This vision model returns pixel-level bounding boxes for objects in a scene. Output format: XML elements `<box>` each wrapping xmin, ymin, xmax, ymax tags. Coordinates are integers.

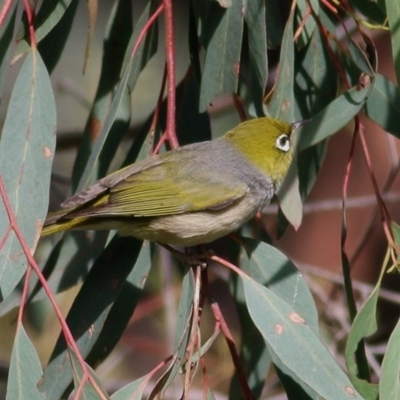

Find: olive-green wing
<box><xmin>70</xmin><ymin>157</ymin><xmax>248</xmax><ymax>218</ymax></box>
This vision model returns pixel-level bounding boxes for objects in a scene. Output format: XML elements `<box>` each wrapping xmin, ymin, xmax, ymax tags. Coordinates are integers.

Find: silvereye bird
<box><xmin>42</xmin><ymin>117</ymin><xmax>305</xmax><ymax>246</ymax></box>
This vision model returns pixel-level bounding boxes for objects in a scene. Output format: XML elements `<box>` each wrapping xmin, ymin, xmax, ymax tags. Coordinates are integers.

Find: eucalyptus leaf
<box><xmin>199</xmin><ymin>0</ymin><xmax>243</xmax><ymax>111</ymax></box>
<box><xmin>6</xmin><ymin>326</ymin><xmax>43</xmax><ymax>400</ymax></box>
<box><xmin>380</xmin><ymin>318</ymin><xmax>400</xmax><ymax>400</ymax></box>
<box><xmin>385</xmin><ymin>0</ymin><xmax>400</xmax><ymax>96</ymax></box>
<box><xmin>0</xmin><ymin>51</ymin><xmax>56</xmax><ymax>301</ymax></box>
<box><xmin>243</xmin><ymin>274</ymin><xmax>363</xmax><ymax>399</ymax></box>
<box><xmin>298</xmin><ymin>83</ymin><xmax>373</xmax><ymax>151</ymax></box>
<box><xmin>364</xmin><ymin>74</ymin><xmax>400</xmax><ymax>138</ymax></box>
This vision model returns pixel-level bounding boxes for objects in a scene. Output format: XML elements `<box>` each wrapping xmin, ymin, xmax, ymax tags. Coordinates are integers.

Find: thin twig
<box><xmin>163</xmin><ymin>0</ymin><xmax>179</xmax><ymax>149</ymax></box>
<box><xmin>0</xmin><ymin>176</ymin><xmax>105</xmax><ymax>398</ymax></box>
<box><xmin>210</xmin><ymin>302</ymin><xmax>253</xmax><ymax>400</ymax></box>
<box><xmin>0</xmin><ymin>0</ymin><xmax>14</xmax><ymax>29</ymax></box>
<box><xmin>131</xmin><ymin>4</ymin><xmax>164</xmax><ymax>61</ymax></box>
<box><xmin>22</xmin><ymin>0</ymin><xmax>36</xmax><ymax>48</ymax></box>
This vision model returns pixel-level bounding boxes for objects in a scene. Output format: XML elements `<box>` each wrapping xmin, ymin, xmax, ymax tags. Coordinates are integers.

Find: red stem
<box><xmin>0</xmin><ymin>176</ymin><xmax>104</xmax><ymax>397</ymax></box>
<box><xmin>22</xmin><ymin>0</ymin><xmax>36</xmax><ymax>48</ymax></box>
<box><xmin>0</xmin><ymin>0</ymin><xmax>14</xmax><ymax>30</ymax></box>
<box><xmin>152</xmin><ymin>65</ymin><xmax>169</xmax><ymax>155</ymax></box>
<box><xmin>17</xmin><ymin>265</ymin><xmax>32</xmax><ymax>325</ymax></box>
<box><xmin>163</xmin><ymin>0</ymin><xmax>179</xmax><ymax>149</ymax></box>
<box><xmin>320</xmin><ymin>0</ymin><xmax>338</xmax><ymax>14</ymax></box>
<box><xmin>210</xmin><ymin>302</ymin><xmax>253</xmax><ymax>400</ymax></box>
<box><xmin>131</xmin><ymin>4</ymin><xmax>164</xmax><ymax>60</ymax></box>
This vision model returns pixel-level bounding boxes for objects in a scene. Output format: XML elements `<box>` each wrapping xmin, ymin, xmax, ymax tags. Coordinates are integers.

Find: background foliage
<box><xmin>0</xmin><ymin>0</ymin><xmax>400</xmax><ymax>399</ymax></box>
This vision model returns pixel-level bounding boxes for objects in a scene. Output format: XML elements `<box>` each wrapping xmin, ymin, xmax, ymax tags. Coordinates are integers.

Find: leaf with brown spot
<box><xmin>288</xmin><ymin>312</ymin><xmax>305</xmax><ymax>324</ymax></box>
<box><xmin>241</xmin><ymin>274</ymin><xmax>363</xmax><ymax>399</ymax></box>
<box><xmin>0</xmin><ymin>50</ymin><xmax>56</xmax><ymax>301</ymax></box>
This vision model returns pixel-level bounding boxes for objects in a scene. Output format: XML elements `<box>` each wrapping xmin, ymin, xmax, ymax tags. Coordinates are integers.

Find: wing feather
<box><xmin>63</xmin><ymin>141</ymin><xmax>249</xmax><ymax>219</ymax></box>
<box><xmin>71</xmin><ymin>162</ymin><xmax>247</xmax><ymax>218</ymax></box>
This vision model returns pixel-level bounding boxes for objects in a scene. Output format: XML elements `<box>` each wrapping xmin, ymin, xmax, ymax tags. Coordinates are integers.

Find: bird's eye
<box><xmin>275</xmin><ymin>134</ymin><xmax>290</xmax><ymax>152</ymax></box>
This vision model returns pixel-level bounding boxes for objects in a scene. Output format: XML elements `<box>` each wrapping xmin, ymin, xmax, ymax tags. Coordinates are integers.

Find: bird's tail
<box><xmin>41</xmin><ymin>208</ymin><xmax>87</xmax><ymax>236</ymax></box>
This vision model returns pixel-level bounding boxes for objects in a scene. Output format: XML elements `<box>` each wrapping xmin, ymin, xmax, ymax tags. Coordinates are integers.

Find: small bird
<box><xmin>42</xmin><ymin>117</ymin><xmax>305</xmax><ymax>246</ymax></box>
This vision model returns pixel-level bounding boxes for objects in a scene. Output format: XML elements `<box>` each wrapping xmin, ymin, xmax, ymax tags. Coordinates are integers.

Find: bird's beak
<box><xmin>291</xmin><ymin>119</ymin><xmax>311</xmax><ymax>133</ymax></box>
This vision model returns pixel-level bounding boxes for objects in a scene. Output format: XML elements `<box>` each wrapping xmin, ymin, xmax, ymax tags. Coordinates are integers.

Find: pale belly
<box><xmin>114</xmin><ymin>194</ymin><xmax>262</xmax><ymax>246</ymax></box>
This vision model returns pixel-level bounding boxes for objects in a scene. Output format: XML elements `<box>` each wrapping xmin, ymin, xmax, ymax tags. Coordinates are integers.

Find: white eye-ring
<box><xmin>275</xmin><ymin>134</ymin><xmax>290</xmax><ymax>152</ymax></box>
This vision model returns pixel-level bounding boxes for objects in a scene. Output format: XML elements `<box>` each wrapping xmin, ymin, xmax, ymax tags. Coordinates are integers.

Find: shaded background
<box><xmin>0</xmin><ymin>0</ymin><xmax>399</xmax><ymax>398</ymax></box>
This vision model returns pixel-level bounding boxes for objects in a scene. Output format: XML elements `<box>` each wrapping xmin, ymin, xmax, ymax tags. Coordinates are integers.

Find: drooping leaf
<box><xmin>6</xmin><ymin>325</ymin><xmax>43</xmax><ymax>400</ymax></box>
<box><xmin>0</xmin><ymin>50</ymin><xmax>56</xmax><ymax>301</ymax></box>
<box><xmin>350</xmin><ymin>0</ymin><xmax>387</xmax><ymax>25</ymax></box>
<box><xmin>344</xmin><ymin>255</ymin><xmax>384</xmax><ymax>399</ymax></box>
<box><xmin>242</xmin><ymin>274</ymin><xmax>363</xmax><ymax>399</ymax></box>
<box><xmin>111</xmin><ymin>374</ymin><xmax>153</xmax><ymax>400</ymax></box>
<box><xmin>39</xmin><ymin>236</ymin><xmax>143</xmax><ymax>398</ymax></box>
<box><xmin>298</xmin><ymin>82</ymin><xmax>373</xmax><ymax>151</ymax></box>
<box><xmin>199</xmin><ymin>0</ymin><xmax>243</xmax><ymax>111</ymax></box>
<box><xmin>71</xmin><ymin>0</ymin><xmax>134</xmax><ymax>190</ymax></box>
<box><xmin>380</xmin><ymin>318</ymin><xmax>400</xmax><ymax>400</ymax></box>
<box><xmin>265</xmin><ymin>0</ymin><xmax>289</xmax><ymax>49</ymax></box>
<box><xmin>364</xmin><ymin>73</ymin><xmax>400</xmax><ymax>138</ymax></box>
<box><xmin>348</xmin><ymin>38</ymin><xmax>374</xmax><ymax>77</ymax></box>
<box><xmin>69</xmin><ymin>350</ymin><xmax>110</xmax><ymax>399</ymax></box>
<box><xmin>86</xmin><ymin>241</ymin><xmax>152</xmax><ymax>367</ymax></box>
<box><xmin>384</xmin><ymin>0</ymin><xmax>400</xmax><ymax>94</ymax></box>
<box><xmin>147</xmin><ymin>268</ymin><xmax>194</xmax><ymax>399</ymax></box>
<box><xmin>13</xmin><ymin>0</ymin><xmax>75</xmax><ymax>63</ymax></box>
<box><xmin>0</xmin><ymin>1</ymin><xmax>17</xmax><ymax>98</ymax></box>
<box><xmin>244</xmin><ymin>0</ymin><xmax>268</xmax><ymax>114</ymax></box>
<box><xmin>269</xmin><ymin>7</ymin><xmax>295</xmax><ymax>122</ymax></box>
<box><xmin>37</xmin><ymin>0</ymin><xmax>80</xmax><ymax>73</ymax></box>
<box><xmin>295</xmin><ymin>0</ymin><xmax>319</xmax><ymax>49</ymax></box>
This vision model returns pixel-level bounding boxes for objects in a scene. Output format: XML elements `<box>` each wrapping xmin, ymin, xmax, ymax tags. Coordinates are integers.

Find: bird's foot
<box><xmin>160</xmin><ymin>244</ymin><xmax>214</xmax><ymax>268</ymax></box>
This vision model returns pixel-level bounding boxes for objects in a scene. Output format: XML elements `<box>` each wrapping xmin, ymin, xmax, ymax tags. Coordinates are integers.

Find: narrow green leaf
<box><xmin>0</xmin><ymin>1</ymin><xmax>17</xmax><ymax>98</ymax></box>
<box><xmin>380</xmin><ymin>318</ymin><xmax>400</xmax><ymax>400</ymax></box>
<box><xmin>71</xmin><ymin>0</ymin><xmax>134</xmax><ymax>190</ymax></box>
<box><xmin>231</xmin><ymin>235</ymin><xmax>317</xmax><ymax>399</ymax></box>
<box><xmin>86</xmin><ymin>241</ymin><xmax>152</xmax><ymax>367</ymax></box>
<box><xmin>242</xmin><ymin>275</ymin><xmax>362</xmax><ymax>399</ymax></box>
<box><xmin>111</xmin><ymin>374</ymin><xmax>152</xmax><ymax>400</ymax></box>
<box><xmin>298</xmin><ymin>83</ymin><xmax>373</xmax><ymax>151</ymax></box>
<box><xmin>6</xmin><ymin>325</ymin><xmax>43</xmax><ymax>400</ymax></box>
<box><xmin>176</xmin><ymin>71</ymin><xmax>212</xmax><ymax>146</ymax></box>
<box><xmin>0</xmin><ymin>51</ymin><xmax>56</xmax><ymax>301</ymax></box>
<box><xmin>278</xmin><ymin>159</ymin><xmax>303</xmax><ymax>230</ymax></box>
<box><xmin>265</xmin><ymin>0</ymin><xmax>288</xmax><ymax>48</ymax></box>
<box><xmin>268</xmin><ymin>8</ymin><xmax>303</xmax><ymax>227</ymax></box>
<box><xmin>344</xmin><ymin>257</ymin><xmax>384</xmax><ymax>399</ymax></box>
<box><xmin>244</xmin><ymin>0</ymin><xmax>268</xmax><ymax>113</ymax></box>
<box><xmin>298</xmin><ymin>142</ymin><xmax>327</xmax><ymax>200</ymax></box>
<box><xmin>275</xmin><ymin>366</ymin><xmax>314</xmax><ymax>399</ymax></box>
<box><xmin>294</xmin><ymin>21</ymin><xmax>338</xmax><ymax>118</ymax></box>
<box><xmin>148</xmin><ymin>268</ymin><xmax>194</xmax><ymax>399</ymax></box>
<box><xmin>69</xmin><ymin>351</ymin><xmax>110</xmax><ymax>399</ymax></box>
<box><xmin>385</xmin><ymin>0</ymin><xmax>400</xmax><ymax>97</ymax></box>
<box><xmin>38</xmin><ymin>0</ymin><xmax>80</xmax><ymax>74</ymax></box>
<box><xmin>199</xmin><ymin>0</ymin><xmax>243</xmax><ymax>111</ymax></box>
<box><xmin>39</xmin><ymin>236</ymin><xmax>143</xmax><ymax>398</ymax></box>
<box><xmin>230</xmin><ymin>270</ymin><xmax>271</xmax><ymax>400</ymax></box>
<box><xmin>269</xmin><ymin>8</ymin><xmax>295</xmax><ymax>122</ymax></box>
<box><xmin>350</xmin><ymin>0</ymin><xmax>387</xmax><ymax>25</ymax></box>
<box><xmin>295</xmin><ymin>0</ymin><xmax>319</xmax><ymax>48</ymax></box>
<box><xmin>13</xmin><ymin>0</ymin><xmax>75</xmax><ymax>63</ymax></box>
<box><xmin>74</xmin><ymin>1</ymin><xmax>157</xmax><ymax>192</ymax></box>
<box><xmin>364</xmin><ymin>73</ymin><xmax>400</xmax><ymax>138</ymax></box>
<box><xmin>241</xmin><ymin>237</ymin><xmax>319</xmax><ymax>332</ymax></box>
<box><xmin>348</xmin><ymin>39</ymin><xmax>374</xmax><ymax>76</ymax></box>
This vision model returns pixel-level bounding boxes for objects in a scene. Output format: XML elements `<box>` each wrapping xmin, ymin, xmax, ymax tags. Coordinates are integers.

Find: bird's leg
<box><xmin>158</xmin><ymin>244</ymin><xmax>213</xmax><ymax>267</ymax></box>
